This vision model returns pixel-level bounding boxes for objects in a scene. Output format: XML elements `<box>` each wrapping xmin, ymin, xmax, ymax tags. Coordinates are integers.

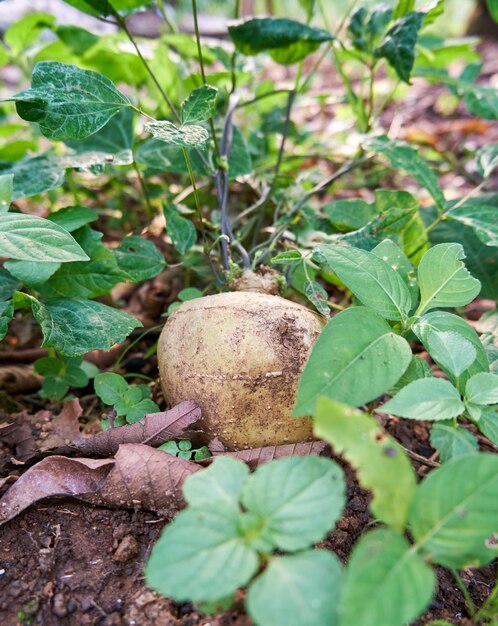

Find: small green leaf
<box><xmin>158</xmin><ymin>441</ymin><xmax>179</xmax><ymax>455</ymax></box>
<box><xmin>164</xmin><ymin>205</ymin><xmax>197</xmax><ymax>255</ymax></box>
<box><xmin>304</xmin><ymin>280</ymin><xmax>330</xmax><ymax>316</ymax></box>
<box><xmin>477</xmin><ymin>408</ymin><xmax>498</xmax><ymax>445</ymax></box>
<box><xmin>145</xmin><ymin>504</ymin><xmax>259</xmax><ymax>602</ymax></box>
<box><xmin>382</xmin><ymin>378</ymin><xmax>465</xmax><ymax>421</ymax></box>
<box><xmin>425</xmin><ymin>330</ymin><xmax>477</xmax><ymax>381</ymax></box>
<box><xmin>94</xmin><ymin>372</ymin><xmax>128</xmax><ymax>405</ymax></box>
<box><xmin>314</xmin><ymin>243</ymin><xmax>412</xmax><ymax>321</ymax></box>
<box><xmin>314</xmin><ymin>399</ymin><xmax>417</xmax><ymax>531</ymax></box>
<box><xmin>389</xmin><ymin>355</ymin><xmax>433</xmax><ymax>395</ymax></box>
<box><xmin>487</xmin><ymin>0</ymin><xmax>498</xmax><ymax>22</ymax></box>
<box><xmin>476</xmin><ymin>144</ymin><xmax>498</xmax><ymax>179</ymax></box>
<box><xmin>145</xmin><ymin>120</ymin><xmax>209</xmax><ymax>148</ymax></box>
<box><xmin>181</xmin><ymin>85</ymin><xmax>218</xmax><ymax>125</ymax></box>
<box><xmin>416</xmin><ymin>243</ymin><xmax>481</xmax><ymax>315</ymax></box>
<box><xmin>0</xmin><ymin>213</ymin><xmax>88</xmax><ymax>262</ymax></box>
<box><xmin>4</xmin><ymin>13</ymin><xmax>56</xmax><ymax>58</ymax></box>
<box><xmin>294</xmin><ymin>307</ymin><xmax>411</xmax><ymax>415</ymax></box>
<box><xmin>9</xmin><ymin>61</ymin><xmax>131</xmax><ymax>139</ymax></box>
<box><xmin>0</xmin><ymin>174</ymin><xmax>13</xmax><ymax>212</ymax></box>
<box><xmin>61</xmin><ymin>0</ymin><xmax>153</xmax><ymax>17</ymax></box>
<box><xmin>270</xmin><ymin>250</ymin><xmax>303</xmax><ymax>265</ymax></box>
<box><xmin>365</xmin><ymin>135</ymin><xmax>445</xmax><ymax>209</ymax></box>
<box><xmin>31</xmin><ymin>298</ymin><xmax>141</xmax><ymax>356</ymax></box>
<box><xmin>393</xmin><ymin>0</ymin><xmax>415</xmax><ymax>19</ymax></box>
<box><xmin>184</xmin><ymin>457</ymin><xmax>249</xmax><ymax>510</ymax></box>
<box><xmin>341</xmin><ymin>528</ymin><xmax>435</xmax><ymax>626</ymax></box>
<box><xmin>409</xmin><ymin>454</ymin><xmax>498</xmax><ymax>567</ymax></box>
<box><xmin>114</xmin><ymin>236</ymin><xmax>166</xmax><ymax>282</ymax></box>
<box><xmin>448</xmin><ymin>205</ymin><xmax>498</xmax><ymax>247</ymax></box>
<box><xmin>124</xmin><ymin>398</ymin><xmax>160</xmax><ymax>423</ymax></box>
<box><xmin>465</xmin><ymin>372</ymin><xmax>498</xmax><ymax>405</ymax></box>
<box><xmin>241</xmin><ymin>456</ymin><xmax>345</xmax><ymax>551</ymax></box>
<box><xmin>0</xmin><ymin>299</ymin><xmax>14</xmax><ymax>341</ymax></box>
<box><xmin>228</xmin><ymin>17</ymin><xmax>333</xmax><ymax>65</ymax></box>
<box><xmin>430</xmin><ymin>422</ymin><xmax>478</xmax><ymax>462</ymax></box>
<box><xmin>376</xmin><ymin>12</ymin><xmax>424</xmax><ymax>83</ymax></box>
<box><xmin>247</xmin><ymin>550</ymin><xmax>342</xmax><ymax>626</ymax></box>
<box><xmin>178</xmin><ymin>287</ymin><xmax>203</xmax><ymax>301</ymax></box>
<box><xmin>322</xmin><ymin>198</ymin><xmax>376</xmax><ymax>232</ymax></box>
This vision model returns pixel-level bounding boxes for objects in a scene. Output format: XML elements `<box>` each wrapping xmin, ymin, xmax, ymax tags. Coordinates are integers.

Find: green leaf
<box><xmin>382</xmin><ymin>378</ymin><xmax>465</xmax><ymax>421</ymax></box>
<box><xmin>0</xmin><ymin>269</ymin><xmax>21</xmax><ymax>301</ymax></box>
<box><xmin>241</xmin><ymin>456</ymin><xmax>345</xmax><ymax>552</ymax></box>
<box><xmin>4</xmin><ymin>260</ymin><xmax>60</xmax><ymax>287</ymax></box>
<box><xmin>416</xmin><ymin>243</ymin><xmax>481</xmax><ymax>315</ymax></box>
<box><xmin>0</xmin><ymin>174</ymin><xmax>13</xmax><ymax>212</ymax></box>
<box><xmin>322</xmin><ymin>198</ymin><xmax>376</xmax><ymax>232</ymax></box>
<box><xmin>412</xmin><ymin>311</ymin><xmax>489</xmax><ymax>385</ymax></box>
<box><xmin>270</xmin><ymin>250</ymin><xmax>303</xmax><ymax>265</ymax></box>
<box><xmin>422</xmin><ymin>0</ymin><xmax>446</xmax><ymax>26</ymax></box>
<box><xmin>144</xmin><ymin>120</ymin><xmax>209</xmax><ymax>148</ymax></box>
<box><xmin>476</xmin><ymin>144</ymin><xmax>498</xmax><ymax>179</ymax></box>
<box><xmin>393</xmin><ymin>0</ymin><xmax>415</xmax><ymax>19</ymax></box>
<box><xmin>410</xmin><ymin>454</ymin><xmax>498</xmax><ymax>567</ymax></box>
<box><xmin>477</xmin><ymin>408</ymin><xmax>498</xmax><ymax>445</ymax></box>
<box><xmin>9</xmin><ymin>61</ymin><xmax>131</xmax><ymax>140</ymax></box>
<box><xmin>0</xmin><ymin>156</ymin><xmax>66</xmax><ymax>200</ymax></box>
<box><xmin>488</xmin><ymin>0</ymin><xmax>498</xmax><ymax>21</ymax></box>
<box><xmin>124</xmin><ymin>398</ymin><xmax>160</xmax><ymax>423</ymax></box>
<box><xmin>389</xmin><ymin>355</ymin><xmax>433</xmax><ymax>395</ymax></box>
<box><xmin>376</xmin><ymin>12</ymin><xmax>424</xmax><ymax>83</ymax></box>
<box><xmin>372</xmin><ymin>239</ymin><xmax>419</xmax><ymax>304</ymax></box>
<box><xmin>164</xmin><ymin>205</ymin><xmax>197</xmax><ymax>255</ymax></box>
<box><xmin>94</xmin><ymin>372</ymin><xmax>128</xmax><ymax>405</ymax></box>
<box><xmin>61</xmin><ymin>0</ymin><xmax>153</xmax><ymax>17</ymax></box>
<box><xmin>304</xmin><ymin>280</ymin><xmax>330</xmax><ymax>316</ymax></box>
<box><xmin>247</xmin><ymin>550</ymin><xmax>342</xmax><ymax>626</ymax></box>
<box><xmin>0</xmin><ymin>299</ymin><xmax>14</xmax><ymax>341</ymax></box>
<box><xmin>145</xmin><ymin>504</ymin><xmax>258</xmax><ymax>602</ymax></box>
<box><xmin>365</xmin><ymin>135</ymin><xmax>445</xmax><ymax>209</ymax></box>
<box><xmin>184</xmin><ymin>457</ymin><xmax>249</xmax><ymax>510</ymax></box>
<box><xmin>48</xmin><ymin>206</ymin><xmax>99</xmax><ymax>232</ymax></box>
<box><xmin>430</xmin><ymin>422</ymin><xmax>478</xmax><ymax>462</ymax></box>
<box><xmin>314</xmin><ymin>399</ymin><xmax>417</xmax><ymax>530</ymax></box>
<box><xmin>181</xmin><ymin>85</ymin><xmax>218</xmax><ymax>125</ymax></box>
<box><xmin>31</xmin><ymin>297</ymin><xmax>141</xmax><ymax>356</ymax></box>
<box><xmin>314</xmin><ymin>244</ymin><xmax>412</xmax><ymax>320</ymax></box>
<box><xmin>228</xmin><ymin>18</ymin><xmax>333</xmax><ymax>65</ymax></box>
<box><xmin>114</xmin><ymin>236</ymin><xmax>166</xmax><ymax>282</ymax></box>
<box><xmin>0</xmin><ymin>213</ymin><xmax>88</xmax><ymax>262</ymax></box>
<box><xmin>341</xmin><ymin>528</ymin><xmax>435</xmax><ymax>626</ymax></box>
<box><xmin>465</xmin><ymin>373</ymin><xmax>498</xmax><ymax>405</ymax></box>
<box><xmin>294</xmin><ymin>307</ymin><xmax>412</xmax><ymax>415</ymax></box>
<box><xmin>448</xmin><ymin>205</ymin><xmax>498</xmax><ymax>247</ymax></box>
<box><xmin>4</xmin><ymin>13</ymin><xmax>56</xmax><ymax>58</ymax></box>
<box><xmin>425</xmin><ymin>330</ymin><xmax>477</xmax><ymax>381</ymax></box>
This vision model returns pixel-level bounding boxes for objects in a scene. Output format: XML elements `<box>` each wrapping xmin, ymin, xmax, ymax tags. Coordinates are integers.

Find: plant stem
<box><xmin>451</xmin><ymin>569</ymin><xmax>476</xmax><ymax>617</ymax></box>
<box><xmin>157</xmin><ymin>0</ymin><xmax>177</xmax><ymax>33</ymax></box>
<box><xmin>132</xmin><ymin>161</ymin><xmax>153</xmax><ymax>217</ymax></box>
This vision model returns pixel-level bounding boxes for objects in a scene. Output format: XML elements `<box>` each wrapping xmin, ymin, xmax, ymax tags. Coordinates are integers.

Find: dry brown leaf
<box><xmin>0</xmin><ymin>415</ymin><xmax>38</xmax><ymax>462</ymax></box>
<box><xmin>207</xmin><ymin>440</ymin><xmax>329</xmax><ymax>468</ymax></box>
<box><xmin>0</xmin><ymin>365</ymin><xmax>41</xmax><ymax>393</ymax></box>
<box><xmin>64</xmin><ymin>400</ymin><xmax>201</xmax><ymax>457</ymax></box>
<box><xmin>38</xmin><ymin>398</ymin><xmax>83</xmax><ymax>452</ymax></box>
<box><xmin>0</xmin><ymin>444</ymin><xmax>200</xmax><ymax>526</ymax></box>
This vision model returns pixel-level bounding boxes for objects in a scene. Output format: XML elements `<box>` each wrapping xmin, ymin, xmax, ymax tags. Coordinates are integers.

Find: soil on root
<box><xmin>0</xmin><ymin>454</ymin><xmax>495</xmax><ymax>626</ymax></box>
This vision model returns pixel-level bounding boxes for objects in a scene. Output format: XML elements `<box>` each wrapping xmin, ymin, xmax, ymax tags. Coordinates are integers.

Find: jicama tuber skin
<box><xmin>158</xmin><ymin>290</ymin><xmax>325</xmax><ymax>450</ymax></box>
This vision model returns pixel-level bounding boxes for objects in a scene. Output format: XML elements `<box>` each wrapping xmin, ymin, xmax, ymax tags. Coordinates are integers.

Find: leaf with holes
<box><xmin>181</xmin><ymin>85</ymin><xmax>218</xmax><ymax>125</ymax></box>
<box><xmin>145</xmin><ymin>120</ymin><xmax>209</xmax><ymax>148</ymax></box>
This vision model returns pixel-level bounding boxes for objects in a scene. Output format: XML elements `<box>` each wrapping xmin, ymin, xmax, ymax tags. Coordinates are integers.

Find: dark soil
<box><xmin>0</xmin><ymin>441</ymin><xmax>495</xmax><ymax>626</ymax></box>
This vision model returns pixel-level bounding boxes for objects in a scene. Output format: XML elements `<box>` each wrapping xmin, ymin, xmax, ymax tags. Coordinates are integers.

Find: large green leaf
<box><xmin>0</xmin><ymin>269</ymin><xmax>21</xmax><ymax>301</ymax></box>
<box><xmin>465</xmin><ymin>373</ymin><xmax>498</xmax><ymax>405</ymax></box>
<box><xmin>30</xmin><ymin>297</ymin><xmax>141</xmax><ymax>356</ymax></box>
<box><xmin>382</xmin><ymin>378</ymin><xmax>465</xmax><ymax>421</ymax></box>
<box><xmin>144</xmin><ymin>120</ymin><xmax>209</xmax><ymax>148</ymax></box>
<box><xmin>410</xmin><ymin>454</ymin><xmax>498</xmax><ymax>567</ymax></box>
<box><xmin>322</xmin><ymin>198</ymin><xmax>376</xmax><ymax>232</ymax></box>
<box><xmin>9</xmin><ymin>61</ymin><xmax>131</xmax><ymax>140</ymax></box>
<box><xmin>376</xmin><ymin>12</ymin><xmax>424</xmax><ymax>83</ymax></box>
<box><xmin>341</xmin><ymin>529</ymin><xmax>435</xmax><ymax>626</ymax></box>
<box><xmin>183</xmin><ymin>457</ymin><xmax>249</xmax><ymax>510</ymax></box>
<box><xmin>448</xmin><ymin>204</ymin><xmax>498</xmax><ymax>247</ymax></box>
<box><xmin>0</xmin><ymin>157</ymin><xmax>66</xmax><ymax>200</ymax></box>
<box><xmin>314</xmin><ymin>243</ymin><xmax>412</xmax><ymax>320</ymax></box>
<box><xmin>4</xmin><ymin>13</ymin><xmax>56</xmax><ymax>58</ymax></box>
<box><xmin>416</xmin><ymin>243</ymin><xmax>481</xmax><ymax>315</ymax></box>
<box><xmin>430</xmin><ymin>422</ymin><xmax>478</xmax><ymax>462</ymax></box>
<box><xmin>145</xmin><ymin>503</ymin><xmax>258</xmax><ymax>602</ymax></box>
<box><xmin>0</xmin><ymin>213</ymin><xmax>88</xmax><ymax>262</ymax></box>
<box><xmin>240</xmin><ymin>456</ymin><xmax>345</xmax><ymax>551</ymax></box>
<box><xmin>365</xmin><ymin>135</ymin><xmax>445</xmax><ymax>209</ymax></box>
<box><xmin>372</xmin><ymin>239</ymin><xmax>419</xmax><ymax>304</ymax></box>
<box><xmin>181</xmin><ymin>85</ymin><xmax>218</xmax><ymax>125</ymax></box>
<box><xmin>48</xmin><ymin>206</ymin><xmax>99</xmax><ymax>232</ymax></box>
<box><xmin>247</xmin><ymin>550</ymin><xmax>342</xmax><ymax>626</ymax></box>
<box><xmin>293</xmin><ymin>307</ymin><xmax>412</xmax><ymax>415</ymax></box>
<box><xmin>314</xmin><ymin>399</ymin><xmax>416</xmax><ymax>530</ymax></box>
<box><xmin>228</xmin><ymin>18</ymin><xmax>333</xmax><ymax>65</ymax></box>
<box><xmin>4</xmin><ymin>260</ymin><xmax>60</xmax><ymax>287</ymax></box>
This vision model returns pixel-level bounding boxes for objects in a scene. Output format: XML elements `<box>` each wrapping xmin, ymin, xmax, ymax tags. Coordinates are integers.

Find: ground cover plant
<box><xmin>0</xmin><ymin>0</ymin><xmax>497</xmax><ymax>624</ymax></box>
